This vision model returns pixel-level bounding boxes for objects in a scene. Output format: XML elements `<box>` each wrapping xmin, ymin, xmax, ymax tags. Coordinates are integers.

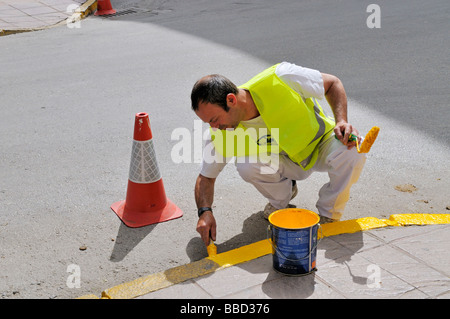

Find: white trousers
<box><xmin>234</xmin><ymin>134</ymin><xmax>366</xmax><ymax>220</ymax></box>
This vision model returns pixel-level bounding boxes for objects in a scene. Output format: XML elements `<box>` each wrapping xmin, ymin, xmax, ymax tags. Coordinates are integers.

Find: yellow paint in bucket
<box><xmin>269</xmin><ymin>208</ymin><xmax>319</xmax><ymax>229</ymax></box>
<box><xmin>268</xmin><ymin>208</ymin><xmax>320</xmax><ymax>276</ymax></box>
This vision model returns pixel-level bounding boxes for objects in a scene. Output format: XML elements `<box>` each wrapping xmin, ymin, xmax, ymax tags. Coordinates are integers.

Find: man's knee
<box><xmin>235</xmin><ymin>159</ymin><xmax>279</xmax><ymax>182</ymax></box>
<box><xmin>330</xmin><ymin>146</ymin><xmax>366</xmax><ymax>171</ymax></box>
<box><xmin>331</xmin><ymin>147</ymin><xmax>367</xmax><ymax>188</ymax></box>
<box><xmin>235</xmin><ymin>160</ymin><xmax>260</xmax><ymax>182</ymax></box>
<box><xmin>349</xmin><ymin>148</ymin><xmax>367</xmax><ymax>170</ymax></box>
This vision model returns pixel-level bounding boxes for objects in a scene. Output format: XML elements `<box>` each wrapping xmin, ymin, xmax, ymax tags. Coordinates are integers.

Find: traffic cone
<box><xmin>95</xmin><ymin>0</ymin><xmax>116</xmax><ymax>16</ymax></box>
<box><xmin>111</xmin><ymin>112</ymin><xmax>183</xmax><ymax>228</ymax></box>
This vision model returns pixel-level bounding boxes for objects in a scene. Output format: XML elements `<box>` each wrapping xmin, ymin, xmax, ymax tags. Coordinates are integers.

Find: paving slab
<box><xmin>93</xmin><ymin>218</ymin><xmax>447</xmax><ymax>300</ymax></box>
<box><xmin>0</xmin><ymin>0</ymin><xmax>95</xmax><ymax>35</ymax></box>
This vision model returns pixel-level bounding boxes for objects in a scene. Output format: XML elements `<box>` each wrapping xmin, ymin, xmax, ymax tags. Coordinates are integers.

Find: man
<box><xmin>191</xmin><ymin>62</ymin><xmax>366</xmax><ymax>246</ymax></box>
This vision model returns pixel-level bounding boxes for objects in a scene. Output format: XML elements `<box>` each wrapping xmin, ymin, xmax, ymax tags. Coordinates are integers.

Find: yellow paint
<box><xmin>389</xmin><ymin>213</ymin><xmax>450</xmax><ymax>225</ymax></box>
<box><xmin>207</xmin><ymin>240</ymin><xmax>217</xmax><ymax>256</ymax></box>
<box><xmin>102</xmin><ymin>258</ymin><xmax>221</xmax><ymax>299</ymax></box>
<box><xmin>268</xmin><ymin>208</ymin><xmax>319</xmax><ymax>229</ymax></box>
<box><xmin>357</xmin><ymin>126</ymin><xmax>380</xmax><ymax>153</ymax></box>
<box><xmin>319</xmin><ymin>214</ymin><xmax>449</xmax><ymax>238</ymax></box>
<box><xmin>76</xmin><ymin>294</ymin><xmax>99</xmax><ymax>299</ymax></box>
<box><xmin>206</xmin><ymin>238</ymin><xmax>271</xmax><ymax>268</ymax></box>
<box><xmin>102</xmin><ymin>240</ymin><xmax>272</xmax><ymax>299</ymax></box>
<box><xmin>82</xmin><ymin>213</ymin><xmax>449</xmax><ymax>299</ymax></box>
<box><xmin>319</xmin><ymin>217</ymin><xmax>396</xmax><ymax>238</ymax></box>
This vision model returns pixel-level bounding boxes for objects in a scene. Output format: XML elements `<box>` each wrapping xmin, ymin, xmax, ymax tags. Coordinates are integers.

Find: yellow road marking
<box><xmin>79</xmin><ymin>213</ymin><xmax>450</xmax><ymax>299</ymax></box>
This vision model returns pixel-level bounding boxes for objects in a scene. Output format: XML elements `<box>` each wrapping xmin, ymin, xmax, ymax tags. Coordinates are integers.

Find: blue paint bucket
<box><xmin>268</xmin><ymin>208</ymin><xmax>320</xmax><ymax>276</ymax></box>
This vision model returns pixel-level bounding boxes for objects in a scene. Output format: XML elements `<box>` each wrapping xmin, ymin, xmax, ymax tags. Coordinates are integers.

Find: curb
<box><xmin>0</xmin><ymin>0</ymin><xmax>97</xmax><ymax>36</ymax></box>
<box><xmin>78</xmin><ymin>213</ymin><xmax>450</xmax><ymax>299</ymax></box>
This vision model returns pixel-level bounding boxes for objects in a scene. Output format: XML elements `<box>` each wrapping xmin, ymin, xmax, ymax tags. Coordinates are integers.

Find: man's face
<box><xmin>195</xmin><ymin>101</ymin><xmax>241</xmax><ymax>130</ymax></box>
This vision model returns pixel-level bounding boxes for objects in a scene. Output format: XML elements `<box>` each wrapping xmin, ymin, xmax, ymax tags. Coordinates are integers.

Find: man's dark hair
<box><xmin>191</xmin><ymin>74</ymin><xmax>238</xmax><ymax>112</ymax></box>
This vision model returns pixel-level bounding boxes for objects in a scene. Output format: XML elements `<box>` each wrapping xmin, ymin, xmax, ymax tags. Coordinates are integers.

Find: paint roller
<box><xmin>207</xmin><ymin>239</ymin><xmax>217</xmax><ymax>256</ymax></box>
<box><xmin>336</xmin><ymin>126</ymin><xmax>380</xmax><ymax>153</ymax></box>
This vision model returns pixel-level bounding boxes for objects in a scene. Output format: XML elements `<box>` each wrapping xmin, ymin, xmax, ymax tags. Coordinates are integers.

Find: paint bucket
<box><xmin>268</xmin><ymin>208</ymin><xmax>321</xmax><ymax>276</ymax></box>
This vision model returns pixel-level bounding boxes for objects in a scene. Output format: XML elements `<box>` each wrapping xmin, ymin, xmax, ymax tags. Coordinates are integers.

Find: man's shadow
<box><xmin>185</xmin><ymin>209</ymin><xmax>269</xmax><ymax>262</ymax></box>
<box><xmin>323</xmin><ymin>229</ymin><xmax>367</xmax><ymax>286</ymax></box>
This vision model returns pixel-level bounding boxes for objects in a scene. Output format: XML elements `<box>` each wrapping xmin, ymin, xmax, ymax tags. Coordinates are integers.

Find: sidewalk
<box><xmin>81</xmin><ymin>214</ymin><xmax>450</xmax><ymax>300</ymax></box>
<box><xmin>0</xmin><ymin>0</ymin><xmax>96</xmax><ymax>36</ymax></box>
<box><xmin>137</xmin><ymin>224</ymin><xmax>450</xmax><ymax>299</ymax></box>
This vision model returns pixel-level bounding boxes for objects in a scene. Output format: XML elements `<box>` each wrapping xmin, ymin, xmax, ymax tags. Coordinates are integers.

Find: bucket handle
<box><xmin>267</xmin><ymin>224</ymin><xmax>323</xmax><ymax>262</ymax></box>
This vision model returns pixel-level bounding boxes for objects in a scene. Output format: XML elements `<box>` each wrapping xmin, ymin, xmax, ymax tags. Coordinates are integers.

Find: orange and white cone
<box><xmin>95</xmin><ymin>0</ymin><xmax>116</xmax><ymax>16</ymax></box>
<box><xmin>111</xmin><ymin>112</ymin><xmax>183</xmax><ymax>227</ymax></box>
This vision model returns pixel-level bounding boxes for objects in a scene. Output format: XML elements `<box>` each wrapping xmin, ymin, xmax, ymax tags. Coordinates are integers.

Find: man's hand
<box><xmin>195</xmin><ymin>174</ymin><xmax>217</xmax><ymax>246</ymax></box>
<box><xmin>196</xmin><ymin>210</ymin><xmax>216</xmax><ymax>246</ymax></box>
<box><xmin>334</xmin><ymin>121</ymin><xmax>360</xmax><ymax>150</ymax></box>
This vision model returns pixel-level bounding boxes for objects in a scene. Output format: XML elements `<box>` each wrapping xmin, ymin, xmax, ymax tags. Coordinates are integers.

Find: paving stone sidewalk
<box><xmin>137</xmin><ymin>224</ymin><xmax>450</xmax><ymax>299</ymax></box>
<box><xmin>0</xmin><ymin>0</ymin><xmax>92</xmax><ymax>35</ymax></box>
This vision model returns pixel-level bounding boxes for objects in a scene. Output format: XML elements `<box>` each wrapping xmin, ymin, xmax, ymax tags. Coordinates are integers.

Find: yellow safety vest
<box><xmin>211</xmin><ymin>64</ymin><xmax>335</xmax><ymax>170</ymax></box>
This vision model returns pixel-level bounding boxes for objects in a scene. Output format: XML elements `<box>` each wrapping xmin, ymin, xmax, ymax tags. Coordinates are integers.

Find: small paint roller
<box><xmin>336</xmin><ymin>126</ymin><xmax>380</xmax><ymax>153</ymax></box>
<box><xmin>207</xmin><ymin>239</ymin><xmax>217</xmax><ymax>256</ymax></box>
<box><xmin>356</xmin><ymin>126</ymin><xmax>380</xmax><ymax>153</ymax></box>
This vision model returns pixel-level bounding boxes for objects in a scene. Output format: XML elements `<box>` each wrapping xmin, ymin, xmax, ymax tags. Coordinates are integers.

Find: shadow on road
<box><xmin>110</xmin><ymin>222</ymin><xmax>157</xmax><ymax>261</ymax></box>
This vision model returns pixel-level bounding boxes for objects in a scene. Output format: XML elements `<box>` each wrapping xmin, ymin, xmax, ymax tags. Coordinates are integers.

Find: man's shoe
<box><xmin>263</xmin><ymin>181</ymin><xmax>298</xmax><ymax>220</ymax></box>
<box><xmin>319</xmin><ymin>215</ymin><xmax>338</xmax><ymax>224</ymax></box>
<box><xmin>263</xmin><ymin>203</ymin><xmax>296</xmax><ymax>220</ymax></box>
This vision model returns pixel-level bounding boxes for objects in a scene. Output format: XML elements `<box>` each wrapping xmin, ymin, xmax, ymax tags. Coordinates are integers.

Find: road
<box><xmin>0</xmin><ymin>0</ymin><xmax>449</xmax><ymax>298</ymax></box>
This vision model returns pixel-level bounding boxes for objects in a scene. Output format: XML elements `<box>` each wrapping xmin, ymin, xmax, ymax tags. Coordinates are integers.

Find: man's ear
<box><xmin>226</xmin><ymin>93</ymin><xmax>237</xmax><ymax>106</ymax></box>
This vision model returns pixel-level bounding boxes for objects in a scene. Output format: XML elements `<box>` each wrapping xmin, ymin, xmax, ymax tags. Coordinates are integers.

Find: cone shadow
<box><xmin>110</xmin><ymin>222</ymin><xmax>156</xmax><ymax>262</ymax></box>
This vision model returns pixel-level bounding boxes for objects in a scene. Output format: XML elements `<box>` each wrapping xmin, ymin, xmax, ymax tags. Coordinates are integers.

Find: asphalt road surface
<box><xmin>0</xmin><ymin>0</ymin><xmax>449</xmax><ymax>298</ymax></box>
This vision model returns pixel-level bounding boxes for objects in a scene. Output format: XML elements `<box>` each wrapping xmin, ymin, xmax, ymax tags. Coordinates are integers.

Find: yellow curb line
<box><xmin>66</xmin><ymin>0</ymin><xmax>98</xmax><ymax>26</ymax></box>
<box><xmin>0</xmin><ymin>0</ymin><xmax>97</xmax><ymax>36</ymax></box>
<box><xmin>78</xmin><ymin>213</ymin><xmax>450</xmax><ymax>299</ymax></box>
<box><xmin>319</xmin><ymin>213</ymin><xmax>450</xmax><ymax>238</ymax></box>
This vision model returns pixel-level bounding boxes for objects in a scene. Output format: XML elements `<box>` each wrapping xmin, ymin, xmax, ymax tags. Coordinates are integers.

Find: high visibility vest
<box><xmin>211</xmin><ymin>64</ymin><xmax>335</xmax><ymax>170</ymax></box>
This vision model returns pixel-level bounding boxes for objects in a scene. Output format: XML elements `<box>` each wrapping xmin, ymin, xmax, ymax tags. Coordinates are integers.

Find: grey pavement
<box><xmin>137</xmin><ymin>224</ymin><xmax>450</xmax><ymax>299</ymax></box>
<box><xmin>0</xmin><ymin>0</ymin><xmax>92</xmax><ymax>35</ymax></box>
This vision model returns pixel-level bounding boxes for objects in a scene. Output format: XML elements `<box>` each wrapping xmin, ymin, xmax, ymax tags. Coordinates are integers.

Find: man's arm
<box><xmin>195</xmin><ymin>174</ymin><xmax>217</xmax><ymax>246</ymax></box>
<box><xmin>322</xmin><ymin>73</ymin><xmax>358</xmax><ymax>148</ymax></box>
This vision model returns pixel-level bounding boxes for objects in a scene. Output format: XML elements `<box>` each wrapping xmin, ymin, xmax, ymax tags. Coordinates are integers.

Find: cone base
<box><xmin>94</xmin><ymin>9</ymin><xmax>117</xmax><ymax>16</ymax></box>
<box><xmin>111</xmin><ymin>199</ymin><xmax>183</xmax><ymax>228</ymax></box>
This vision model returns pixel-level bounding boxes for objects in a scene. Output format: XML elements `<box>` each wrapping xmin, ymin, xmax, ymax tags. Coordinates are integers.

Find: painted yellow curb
<box><xmin>389</xmin><ymin>213</ymin><xmax>450</xmax><ymax>225</ymax></box>
<box><xmin>66</xmin><ymin>0</ymin><xmax>97</xmax><ymax>26</ymax></box>
<box><xmin>319</xmin><ymin>216</ymin><xmax>395</xmax><ymax>238</ymax></box>
<box><xmin>98</xmin><ymin>240</ymin><xmax>272</xmax><ymax>299</ymax></box>
<box><xmin>77</xmin><ymin>294</ymin><xmax>100</xmax><ymax>299</ymax></box>
<box><xmin>78</xmin><ymin>213</ymin><xmax>450</xmax><ymax>299</ymax></box>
